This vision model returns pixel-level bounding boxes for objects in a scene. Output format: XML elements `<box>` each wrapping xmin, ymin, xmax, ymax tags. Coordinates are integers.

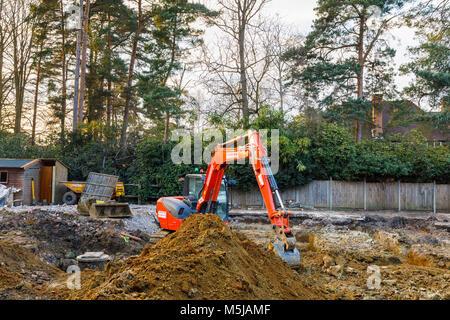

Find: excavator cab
<box><xmin>182</xmin><ymin>174</ymin><xmax>231</xmax><ymax>223</ymax></box>
<box><xmin>156</xmin><ymin>174</ymin><xmax>233</xmax><ymax>231</ymax></box>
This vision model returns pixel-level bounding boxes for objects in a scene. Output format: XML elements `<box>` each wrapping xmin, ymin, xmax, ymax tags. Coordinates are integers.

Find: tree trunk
<box><xmin>163</xmin><ymin>112</ymin><xmax>170</xmax><ymax>146</ymax></box>
<box><xmin>238</xmin><ymin>23</ymin><xmax>250</xmax><ymax>128</ymax></box>
<box><xmin>77</xmin><ymin>0</ymin><xmax>90</xmax><ymax>125</ymax></box>
<box><xmin>60</xmin><ymin>0</ymin><xmax>67</xmax><ymax>143</ymax></box>
<box><xmin>279</xmin><ymin>70</ymin><xmax>284</xmax><ymax>113</ymax></box>
<box><xmin>160</xmin><ymin>15</ymin><xmax>179</xmax><ymax>147</ymax></box>
<box><xmin>31</xmin><ymin>52</ymin><xmax>42</xmax><ymax>146</ymax></box>
<box><xmin>0</xmin><ymin>0</ymin><xmax>4</xmax><ymax>125</ymax></box>
<box><xmin>106</xmin><ymin>79</ymin><xmax>112</xmax><ymax>126</ymax></box>
<box><xmin>356</xmin><ymin>15</ymin><xmax>365</xmax><ymax>143</ymax></box>
<box><xmin>106</xmin><ymin>13</ymin><xmax>112</xmax><ymax>127</ymax></box>
<box><xmin>120</xmin><ymin>0</ymin><xmax>142</xmax><ymax>150</ymax></box>
<box><xmin>13</xmin><ymin>31</ymin><xmax>23</xmax><ymax>134</ymax></box>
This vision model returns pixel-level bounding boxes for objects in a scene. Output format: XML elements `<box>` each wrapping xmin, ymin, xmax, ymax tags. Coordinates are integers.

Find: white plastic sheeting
<box><xmin>0</xmin><ymin>184</ymin><xmax>20</xmax><ymax>207</ymax></box>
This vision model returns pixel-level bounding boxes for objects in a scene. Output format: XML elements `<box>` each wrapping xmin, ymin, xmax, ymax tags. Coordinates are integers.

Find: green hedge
<box><xmin>1</xmin><ymin>114</ymin><xmax>448</xmax><ymax>201</ymax></box>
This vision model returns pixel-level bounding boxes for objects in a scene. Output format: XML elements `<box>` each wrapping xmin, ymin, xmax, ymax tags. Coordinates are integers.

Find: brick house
<box><xmin>367</xmin><ymin>95</ymin><xmax>449</xmax><ymax>144</ymax></box>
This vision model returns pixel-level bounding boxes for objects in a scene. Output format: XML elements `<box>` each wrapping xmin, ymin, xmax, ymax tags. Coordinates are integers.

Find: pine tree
<box><xmin>285</xmin><ymin>0</ymin><xmax>409</xmax><ymax>141</ymax></box>
<box><xmin>137</xmin><ymin>0</ymin><xmax>216</xmax><ymax>145</ymax></box>
<box><xmin>401</xmin><ymin>0</ymin><xmax>449</xmax><ymax>110</ymax></box>
<box><xmin>85</xmin><ymin>0</ymin><xmax>131</xmax><ymax>125</ymax></box>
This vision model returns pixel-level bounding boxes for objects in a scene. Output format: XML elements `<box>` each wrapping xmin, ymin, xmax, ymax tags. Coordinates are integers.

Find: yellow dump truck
<box><xmin>60</xmin><ymin>181</ymin><xmax>125</xmax><ymax>205</ymax></box>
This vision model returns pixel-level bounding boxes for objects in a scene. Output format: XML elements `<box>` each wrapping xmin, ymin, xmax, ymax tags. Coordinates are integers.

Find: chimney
<box><xmin>372</xmin><ymin>94</ymin><xmax>383</xmax><ymax>137</ymax></box>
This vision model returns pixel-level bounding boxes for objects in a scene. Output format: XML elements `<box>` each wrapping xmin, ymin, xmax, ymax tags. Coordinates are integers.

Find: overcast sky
<box><xmin>200</xmin><ymin>0</ymin><xmax>418</xmax><ymax>92</ymax></box>
<box><xmin>264</xmin><ymin>0</ymin><xmax>417</xmax><ymax>91</ymax></box>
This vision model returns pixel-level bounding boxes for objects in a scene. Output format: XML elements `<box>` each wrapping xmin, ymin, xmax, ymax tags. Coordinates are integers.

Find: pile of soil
<box><xmin>0</xmin><ymin>240</ymin><xmax>63</xmax><ymax>299</ymax></box>
<box><xmin>70</xmin><ymin>214</ymin><xmax>324</xmax><ymax>300</ymax></box>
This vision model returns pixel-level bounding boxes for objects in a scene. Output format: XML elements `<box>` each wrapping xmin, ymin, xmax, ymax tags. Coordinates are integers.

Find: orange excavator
<box><xmin>155</xmin><ymin>130</ymin><xmax>301</xmax><ymax>266</ymax></box>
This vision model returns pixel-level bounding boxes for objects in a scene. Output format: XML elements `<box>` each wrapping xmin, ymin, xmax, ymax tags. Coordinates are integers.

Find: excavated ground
<box><xmin>231</xmin><ymin>211</ymin><xmax>450</xmax><ymax>300</ymax></box>
<box><xmin>67</xmin><ymin>214</ymin><xmax>324</xmax><ymax>300</ymax></box>
<box><xmin>0</xmin><ymin>240</ymin><xmax>64</xmax><ymax>299</ymax></box>
<box><xmin>0</xmin><ymin>205</ymin><xmax>448</xmax><ymax>300</ymax></box>
<box><xmin>0</xmin><ymin>206</ymin><xmax>151</xmax><ymax>272</ymax></box>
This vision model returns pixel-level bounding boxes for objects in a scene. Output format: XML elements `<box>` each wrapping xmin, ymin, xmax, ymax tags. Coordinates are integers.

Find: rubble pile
<box><xmin>0</xmin><ymin>207</ymin><xmax>153</xmax><ymax>270</ymax></box>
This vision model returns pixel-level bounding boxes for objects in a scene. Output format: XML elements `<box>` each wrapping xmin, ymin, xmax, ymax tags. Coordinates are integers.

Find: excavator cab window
<box><xmin>215</xmin><ymin>181</ymin><xmax>228</xmax><ymax>222</ymax></box>
<box><xmin>183</xmin><ymin>174</ymin><xmax>229</xmax><ymax>222</ymax></box>
<box><xmin>188</xmin><ymin>177</ymin><xmax>204</xmax><ymax>200</ymax></box>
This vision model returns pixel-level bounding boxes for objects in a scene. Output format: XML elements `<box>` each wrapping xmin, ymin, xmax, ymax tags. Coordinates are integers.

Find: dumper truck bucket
<box><xmin>89</xmin><ymin>202</ymin><xmax>132</xmax><ymax>218</ymax></box>
<box><xmin>272</xmin><ymin>242</ymin><xmax>301</xmax><ymax>266</ymax></box>
<box><xmin>77</xmin><ymin>198</ymin><xmax>96</xmax><ymax>216</ymax></box>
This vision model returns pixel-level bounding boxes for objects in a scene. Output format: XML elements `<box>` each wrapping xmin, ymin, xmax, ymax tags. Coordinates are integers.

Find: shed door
<box><xmin>40</xmin><ymin>166</ymin><xmax>53</xmax><ymax>203</ymax></box>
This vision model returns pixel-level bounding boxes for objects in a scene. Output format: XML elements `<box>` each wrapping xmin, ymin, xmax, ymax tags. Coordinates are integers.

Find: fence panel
<box><xmin>231</xmin><ymin>180</ymin><xmax>449</xmax><ymax>212</ymax></box>
<box><xmin>436</xmin><ymin>184</ymin><xmax>449</xmax><ymax>211</ymax></box>
<box><xmin>401</xmin><ymin>182</ymin><xmax>434</xmax><ymax>211</ymax></box>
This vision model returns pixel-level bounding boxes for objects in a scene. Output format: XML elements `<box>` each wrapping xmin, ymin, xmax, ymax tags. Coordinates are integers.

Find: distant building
<box><xmin>366</xmin><ymin>95</ymin><xmax>449</xmax><ymax>144</ymax></box>
<box><xmin>0</xmin><ymin>159</ymin><xmax>68</xmax><ymax>205</ymax></box>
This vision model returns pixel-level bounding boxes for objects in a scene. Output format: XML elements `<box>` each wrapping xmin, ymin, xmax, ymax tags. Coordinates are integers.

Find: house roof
<box><xmin>378</xmin><ymin>101</ymin><xmax>449</xmax><ymax>141</ymax></box>
<box><xmin>0</xmin><ymin>159</ymin><xmax>38</xmax><ymax>169</ymax></box>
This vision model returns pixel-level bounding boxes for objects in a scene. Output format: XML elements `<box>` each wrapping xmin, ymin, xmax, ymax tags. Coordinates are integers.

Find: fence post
<box><xmin>398</xmin><ymin>181</ymin><xmax>401</xmax><ymax>212</ymax></box>
<box><xmin>364</xmin><ymin>178</ymin><xmax>367</xmax><ymax>211</ymax></box>
<box><xmin>433</xmin><ymin>181</ymin><xmax>436</xmax><ymax>214</ymax></box>
<box><xmin>329</xmin><ymin>177</ymin><xmax>333</xmax><ymax>210</ymax></box>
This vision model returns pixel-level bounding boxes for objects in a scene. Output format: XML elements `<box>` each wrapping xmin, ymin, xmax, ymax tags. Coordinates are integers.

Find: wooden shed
<box><xmin>0</xmin><ymin>159</ymin><xmax>68</xmax><ymax>205</ymax></box>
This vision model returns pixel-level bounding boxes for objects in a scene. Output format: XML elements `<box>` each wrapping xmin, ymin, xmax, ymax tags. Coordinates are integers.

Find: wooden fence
<box><xmin>231</xmin><ymin>180</ymin><xmax>450</xmax><ymax>212</ymax></box>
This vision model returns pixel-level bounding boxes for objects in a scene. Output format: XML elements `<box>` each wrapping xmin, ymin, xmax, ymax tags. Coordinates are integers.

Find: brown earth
<box><xmin>1</xmin><ymin>206</ymin><xmax>448</xmax><ymax>300</ymax></box>
<box><xmin>238</xmin><ymin>222</ymin><xmax>449</xmax><ymax>300</ymax></box>
<box><xmin>0</xmin><ymin>240</ymin><xmax>64</xmax><ymax>299</ymax></box>
<box><xmin>68</xmin><ymin>214</ymin><xmax>325</xmax><ymax>300</ymax></box>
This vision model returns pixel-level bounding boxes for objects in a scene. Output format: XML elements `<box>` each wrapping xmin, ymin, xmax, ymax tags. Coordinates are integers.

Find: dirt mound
<box><xmin>71</xmin><ymin>214</ymin><xmax>323</xmax><ymax>300</ymax></box>
<box><xmin>0</xmin><ymin>240</ymin><xmax>63</xmax><ymax>299</ymax></box>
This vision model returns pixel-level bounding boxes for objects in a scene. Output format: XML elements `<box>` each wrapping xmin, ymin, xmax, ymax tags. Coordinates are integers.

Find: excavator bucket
<box><xmin>271</xmin><ymin>242</ymin><xmax>302</xmax><ymax>266</ymax></box>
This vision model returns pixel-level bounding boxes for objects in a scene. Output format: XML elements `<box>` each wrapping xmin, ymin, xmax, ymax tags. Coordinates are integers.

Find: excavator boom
<box><xmin>196</xmin><ymin>130</ymin><xmax>300</xmax><ymax>265</ymax></box>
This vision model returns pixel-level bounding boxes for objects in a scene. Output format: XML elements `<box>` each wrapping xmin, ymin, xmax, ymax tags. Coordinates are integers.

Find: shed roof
<box><xmin>0</xmin><ymin>159</ymin><xmax>37</xmax><ymax>169</ymax></box>
<box><xmin>0</xmin><ymin>158</ymin><xmax>68</xmax><ymax>169</ymax></box>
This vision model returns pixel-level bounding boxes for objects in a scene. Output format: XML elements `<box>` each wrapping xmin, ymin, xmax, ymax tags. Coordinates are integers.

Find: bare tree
<box><xmin>0</xmin><ymin>0</ymin><xmax>14</xmax><ymax>128</ymax></box>
<box><xmin>264</xmin><ymin>18</ymin><xmax>303</xmax><ymax>114</ymax></box>
<box><xmin>4</xmin><ymin>0</ymin><xmax>34</xmax><ymax>134</ymax></box>
<box><xmin>212</xmin><ymin>0</ymin><xmax>270</xmax><ymax>127</ymax></box>
<box><xmin>201</xmin><ymin>1</ymin><xmax>276</xmax><ymax>125</ymax></box>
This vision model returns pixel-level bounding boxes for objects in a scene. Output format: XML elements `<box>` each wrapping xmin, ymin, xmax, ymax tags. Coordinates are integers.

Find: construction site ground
<box><xmin>0</xmin><ymin>204</ymin><xmax>448</xmax><ymax>300</ymax></box>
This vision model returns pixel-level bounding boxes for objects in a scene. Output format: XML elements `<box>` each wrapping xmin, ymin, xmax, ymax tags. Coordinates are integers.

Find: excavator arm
<box><xmin>196</xmin><ymin>130</ymin><xmax>299</xmax><ymax>262</ymax></box>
